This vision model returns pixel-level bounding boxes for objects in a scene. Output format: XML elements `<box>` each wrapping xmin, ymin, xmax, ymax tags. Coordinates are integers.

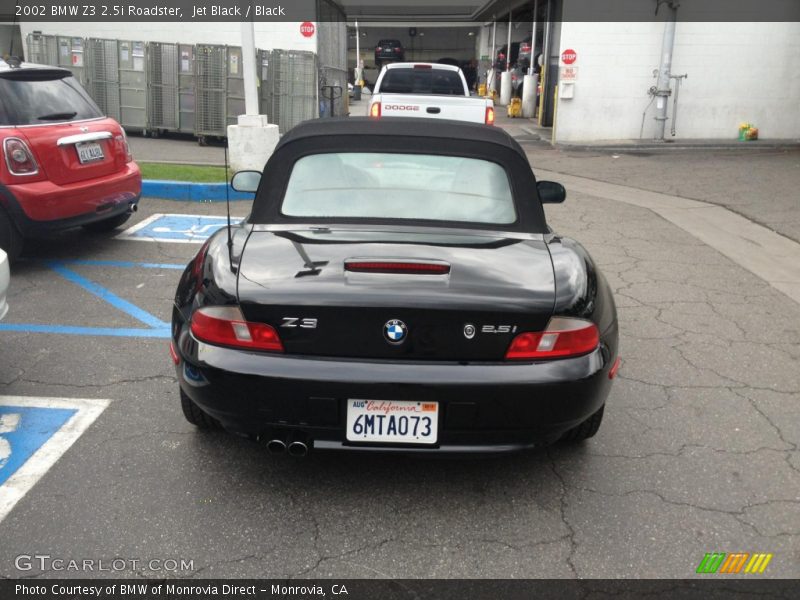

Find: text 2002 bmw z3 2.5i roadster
<box><xmin>171</xmin><ymin>118</ymin><xmax>619</xmax><ymax>456</ymax></box>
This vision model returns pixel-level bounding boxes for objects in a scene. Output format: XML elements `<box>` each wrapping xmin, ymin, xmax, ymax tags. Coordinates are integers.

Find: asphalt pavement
<box><xmin>1</xmin><ymin>162</ymin><xmax>798</xmax><ymax>578</ymax></box>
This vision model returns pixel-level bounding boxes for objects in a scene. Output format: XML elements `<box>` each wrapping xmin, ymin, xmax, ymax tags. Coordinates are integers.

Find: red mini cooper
<box><xmin>0</xmin><ymin>58</ymin><xmax>141</xmax><ymax>260</ymax></box>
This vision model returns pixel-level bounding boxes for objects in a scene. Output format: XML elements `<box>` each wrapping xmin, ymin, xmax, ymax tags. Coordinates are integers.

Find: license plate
<box><xmin>346</xmin><ymin>399</ymin><xmax>438</xmax><ymax>445</ymax></box>
<box><xmin>76</xmin><ymin>141</ymin><xmax>104</xmax><ymax>164</ymax></box>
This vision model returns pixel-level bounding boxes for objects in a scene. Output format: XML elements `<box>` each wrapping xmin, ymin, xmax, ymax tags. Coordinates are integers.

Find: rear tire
<box><xmin>82</xmin><ymin>212</ymin><xmax>132</xmax><ymax>233</ymax></box>
<box><xmin>560</xmin><ymin>405</ymin><xmax>604</xmax><ymax>443</ymax></box>
<box><xmin>0</xmin><ymin>207</ymin><xmax>23</xmax><ymax>262</ymax></box>
<box><xmin>180</xmin><ymin>388</ymin><xmax>221</xmax><ymax>430</ymax></box>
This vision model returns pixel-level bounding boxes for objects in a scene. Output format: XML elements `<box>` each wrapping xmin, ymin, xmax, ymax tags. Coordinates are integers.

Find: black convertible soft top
<box><xmin>250</xmin><ymin>117</ymin><xmax>548</xmax><ymax>233</ymax></box>
<box><xmin>277</xmin><ymin>117</ymin><xmax>526</xmax><ymax>155</ymax></box>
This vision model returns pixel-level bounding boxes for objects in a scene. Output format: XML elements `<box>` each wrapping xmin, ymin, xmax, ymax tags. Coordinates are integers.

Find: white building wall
<box><xmin>18</xmin><ymin>21</ymin><xmax>317</xmax><ymax>54</ymax></box>
<box><xmin>554</xmin><ymin>22</ymin><xmax>800</xmax><ymax>142</ymax></box>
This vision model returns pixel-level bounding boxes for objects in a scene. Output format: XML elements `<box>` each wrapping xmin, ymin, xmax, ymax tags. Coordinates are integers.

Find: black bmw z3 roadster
<box><xmin>171</xmin><ymin>118</ymin><xmax>619</xmax><ymax>455</ymax></box>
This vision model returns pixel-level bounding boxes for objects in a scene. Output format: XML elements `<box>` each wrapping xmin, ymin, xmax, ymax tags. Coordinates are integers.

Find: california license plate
<box><xmin>76</xmin><ymin>141</ymin><xmax>104</xmax><ymax>163</ymax></box>
<box><xmin>346</xmin><ymin>399</ymin><xmax>438</xmax><ymax>445</ymax></box>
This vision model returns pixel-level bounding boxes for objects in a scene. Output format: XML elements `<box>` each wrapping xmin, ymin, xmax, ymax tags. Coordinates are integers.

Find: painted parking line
<box><xmin>0</xmin><ymin>261</ymin><xmax>173</xmax><ymax>338</ymax></box>
<box><xmin>117</xmin><ymin>213</ymin><xmax>245</xmax><ymax>243</ymax></box>
<box><xmin>0</xmin><ymin>396</ymin><xmax>110</xmax><ymax>524</ymax></box>
<box><xmin>65</xmin><ymin>259</ymin><xmax>186</xmax><ymax>270</ymax></box>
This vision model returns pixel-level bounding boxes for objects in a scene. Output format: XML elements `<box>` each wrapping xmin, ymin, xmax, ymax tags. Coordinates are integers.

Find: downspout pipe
<box><xmin>654</xmin><ymin>2</ymin><xmax>678</xmax><ymax>140</ymax></box>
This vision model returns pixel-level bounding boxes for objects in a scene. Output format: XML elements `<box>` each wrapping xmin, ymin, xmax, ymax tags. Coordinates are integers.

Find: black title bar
<box><xmin>3</xmin><ymin>579</ymin><xmax>800</xmax><ymax>600</ymax></box>
<box><xmin>1</xmin><ymin>0</ymin><xmax>799</xmax><ymax>22</ymax></box>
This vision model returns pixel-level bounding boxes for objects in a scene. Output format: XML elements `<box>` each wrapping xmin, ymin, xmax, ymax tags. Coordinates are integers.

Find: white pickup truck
<box><xmin>369</xmin><ymin>63</ymin><xmax>495</xmax><ymax>125</ymax></box>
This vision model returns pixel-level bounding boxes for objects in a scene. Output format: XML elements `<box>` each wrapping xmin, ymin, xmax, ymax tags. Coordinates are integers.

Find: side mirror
<box><xmin>537</xmin><ymin>180</ymin><xmax>566</xmax><ymax>204</ymax></box>
<box><xmin>231</xmin><ymin>170</ymin><xmax>261</xmax><ymax>193</ymax></box>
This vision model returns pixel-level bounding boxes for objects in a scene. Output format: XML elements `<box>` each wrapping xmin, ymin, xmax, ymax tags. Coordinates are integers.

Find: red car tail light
<box><xmin>485</xmin><ymin>106</ymin><xmax>495</xmax><ymax>125</ymax></box>
<box><xmin>413</xmin><ymin>64</ymin><xmax>432</xmax><ymax>69</ymax></box>
<box><xmin>3</xmin><ymin>137</ymin><xmax>39</xmax><ymax>176</ymax></box>
<box><xmin>370</xmin><ymin>102</ymin><xmax>381</xmax><ymax>118</ymax></box>
<box><xmin>394</xmin><ymin>47</ymin><xmax>403</xmax><ymax>53</ymax></box>
<box><xmin>119</xmin><ymin>128</ymin><xmax>133</xmax><ymax>163</ymax></box>
<box><xmin>191</xmin><ymin>306</ymin><xmax>284</xmax><ymax>353</ymax></box>
<box><xmin>376</xmin><ymin>46</ymin><xmax>382</xmax><ymax>52</ymax></box>
<box><xmin>345</xmin><ymin>261</ymin><xmax>450</xmax><ymax>275</ymax></box>
<box><xmin>506</xmin><ymin>317</ymin><xmax>600</xmax><ymax>360</ymax></box>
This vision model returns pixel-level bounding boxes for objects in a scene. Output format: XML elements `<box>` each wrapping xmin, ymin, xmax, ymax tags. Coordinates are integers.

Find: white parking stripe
<box><xmin>0</xmin><ymin>396</ymin><xmax>110</xmax><ymax>524</ymax></box>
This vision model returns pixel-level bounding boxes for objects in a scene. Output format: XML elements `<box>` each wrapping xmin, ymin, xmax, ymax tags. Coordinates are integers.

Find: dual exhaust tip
<box><xmin>266</xmin><ymin>437</ymin><xmax>308</xmax><ymax>457</ymax></box>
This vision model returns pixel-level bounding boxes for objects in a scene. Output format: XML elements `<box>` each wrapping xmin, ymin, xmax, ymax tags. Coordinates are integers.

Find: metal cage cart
<box><xmin>147</xmin><ymin>42</ymin><xmax>179</xmax><ymax>136</ymax></box>
<box><xmin>194</xmin><ymin>44</ymin><xmax>227</xmax><ymax>145</ymax></box>
<box><xmin>225</xmin><ymin>46</ymin><xmax>246</xmax><ymax>130</ymax></box>
<box><xmin>177</xmin><ymin>44</ymin><xmax>197</xmax><ymax>135</ymax></box>
<box><xmin>86</xmin><ymin>38</ymin><xmax>121</xmax><ymax>122</ymax></box>
<box><xmin>260</xmin><ymin>49</ymin><xmax>318</xmax><ymax>134</ymax></box>
<box><xmin>26</xmin><ymin>33</ymin><xmax>58</xmax><ymax>66</ymax></box>
<box><xmin>57</xmin><ymin>37</ymin><xmax>88</xmax><ymax>86</ymax></box>
<box><xmin>118</xmin><ymin>40</ymin><xmax>147</xmax><ymax>132</ymax></box>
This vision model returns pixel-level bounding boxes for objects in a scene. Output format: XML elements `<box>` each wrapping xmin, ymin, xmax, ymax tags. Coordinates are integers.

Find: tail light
<box><xmin>413</xmin><ymin>64</ymin><xmax>432</xmax><ymax>69</ymax></box>
<box><xmin>119</xmin><ymin>128</ymin><xmax>133</xmax><ymax>163</ymax></box>
<box><xmin>394</xmin><ymin>47</ymin><xmax>402</xmax><ymax>53</ymax></box>
<box><xmin>370</xmin><ymin>102</ymin><xmax>381</xmax><ymax>118</ymax></box>
<box><xmin>376</xmin><ymin>46</ymin><xmax>382</xmax><ymax>52</ymax></box>
<box><xmin>3</xmin><ymin>137</ymin><xmax>39</xmax><ymax>175</ymax></box>
<box><xmin>505</xmin><ymin>317</ymin><xmax>599</xmax><ymax>360</ymax></box>
<box><xmin>345</xmin><ymin>261</ymin><xmax>450</xmax><ymax>275</ymax></box>
<box><xmin>190</xmin><ymin>306</ymin><xmax>284</xmax><ymax>353</ymax></box>
<box><xmin>485</xmin><ymin>106</ymin><xmax>495</xmax><ymax>125</ymax></box>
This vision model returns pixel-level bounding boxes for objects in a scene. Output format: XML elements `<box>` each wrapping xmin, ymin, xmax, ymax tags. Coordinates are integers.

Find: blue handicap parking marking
<box><xmin>118</xmin><ymin>214</ymin><xmax>242</xmax><ymax>243</ymax></box>
<box><xmin>0</xmin><ymin>260</ymin><xmax>180</xmax><ymax>338</ymax></box>
<box><xmin>0</xmin><ymin>397</ymin><xmax>110</xmax><ymax>522</ymax></box>
<box><xmin>0</xmin><ymin>406</ymin><xmax>77</xmax><ymax>486</ymax></box>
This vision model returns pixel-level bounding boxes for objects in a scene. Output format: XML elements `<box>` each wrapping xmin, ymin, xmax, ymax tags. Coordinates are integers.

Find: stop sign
<box><xmin>300</xmin><ymin>22</ymin><xmax>315</xmax><ymax>38</ymax></box>
<box><xmin>561</xmin><ymin>49</ymin><xmax>577</xmax><ymax>64</ymax></box>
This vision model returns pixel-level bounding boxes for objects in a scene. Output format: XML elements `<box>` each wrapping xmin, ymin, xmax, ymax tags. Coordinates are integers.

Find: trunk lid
<box><xmin>237</xmin><ymin>227</ymin><xmax>555</xmax><ymax>361</ymax></box>
<box><xmin>19</xmin><ymin>118</ymin><xmax>127</xmax><ymax>185</ymax></box>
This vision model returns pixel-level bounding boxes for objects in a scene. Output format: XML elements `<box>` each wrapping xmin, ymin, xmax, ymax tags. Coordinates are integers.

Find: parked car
<box><xmin>496</xmin><ymin>38</ymin><xmax>532</xmax><ymax>70</ymax></box>
<box><xmin>0</xmin><ymin>248</ymin><xmax>8</xmax><ymax>321</ymax></box>
<box><xmin>171</xmin><ymin>118</ymin><xmax>620</xmax><ymax>456</ymax></box>
<box><xmin>374</xmin><ymin>39</ymin><xmax>405</xmax><ymax>67</ymax></box>
<box><xmin>0</xmin><ymin>58</ymin><xmax>141</xmax><ymax>260</ymax></box>
<box><xmin>369</xmin><ymin>63</ymin><xmax>495</xmax><ymax>125</ymax></box>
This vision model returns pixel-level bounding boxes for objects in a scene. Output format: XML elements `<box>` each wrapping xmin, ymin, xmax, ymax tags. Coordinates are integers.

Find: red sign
<box><xmin>300</xmin><ymin>22</ymin><xmax>315</xmax><ymax>38</ymax></box>
<box><xmin>561</xmin><ymin>49</ymin><xmax>577</xmax><ymax>64</ymax></box>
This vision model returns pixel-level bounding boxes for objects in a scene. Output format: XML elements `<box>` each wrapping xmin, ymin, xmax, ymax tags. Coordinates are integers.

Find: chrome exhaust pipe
<box><xmin>266</xmin><ymin>439</ymin><xmax>287</xmax><ymax>455</ymax></box>
<box><xmin>287</xmin><ymin>441</ymin><xmax>308</xmax><ymax>457</ymax></box>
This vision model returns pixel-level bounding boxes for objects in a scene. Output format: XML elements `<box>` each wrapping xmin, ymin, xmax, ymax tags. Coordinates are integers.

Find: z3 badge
<box><xmin>281</xmin><ymin>317</ymin><xmax>318</xmax><ymax>329</ymax></box>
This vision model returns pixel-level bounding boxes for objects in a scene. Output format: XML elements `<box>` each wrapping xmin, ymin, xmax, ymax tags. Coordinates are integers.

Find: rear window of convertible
<box><xmin>281</xmin><ymin>153</ymin><xmax>517</xmax><ymax>225</ymax></box>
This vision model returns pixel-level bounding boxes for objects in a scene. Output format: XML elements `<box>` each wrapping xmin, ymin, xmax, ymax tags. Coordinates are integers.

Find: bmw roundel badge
<box><xmin>384</xmin><ymin>319</ymin><xmax>408</xmax><ymax>344</ymax></box>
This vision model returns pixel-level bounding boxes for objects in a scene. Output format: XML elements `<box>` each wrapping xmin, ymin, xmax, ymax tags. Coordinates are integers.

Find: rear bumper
<box><xmin>174</xmin><ymin>323</ymin><xmax>617</xmax><ymax>454</ymax></box>
<box><xmin>0</xmin><ymin>162</ymin><xmax>141</xmax><ymax>235</ymax></box>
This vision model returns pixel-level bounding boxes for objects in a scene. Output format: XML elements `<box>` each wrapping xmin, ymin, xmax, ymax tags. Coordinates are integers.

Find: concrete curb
<box><xmin>141</xmin><ymin>180</ymin><xmax>254</xmax><ymax>202</ymax></box>
<box><xmin>554</xmin><ymin>140</ymin><xmax>800</xmax><ymax>153</ymax></box>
